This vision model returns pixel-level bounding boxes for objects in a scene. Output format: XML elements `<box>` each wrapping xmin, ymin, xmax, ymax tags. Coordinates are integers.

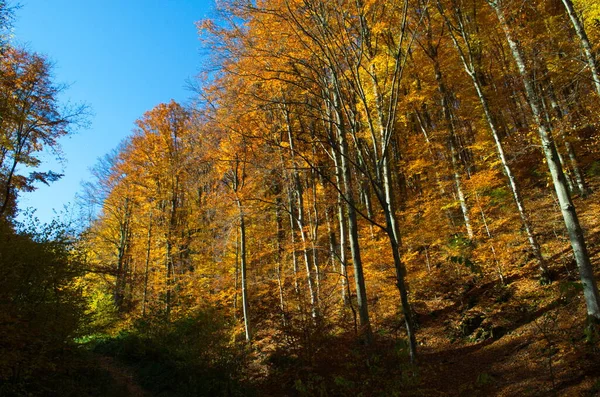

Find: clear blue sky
<box><xmin>14</xmin><ymin>0</ymin><xmax>214</xmax><ymax>224</ymax></box>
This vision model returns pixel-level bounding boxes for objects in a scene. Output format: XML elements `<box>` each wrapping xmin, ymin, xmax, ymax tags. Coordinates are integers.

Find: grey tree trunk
<box><xmin>337</xmin><ymin>119</ymin><xmax>372</xmax><ymax>342</ymax></box>
<box><xmin>332</xmin><ymin>84</ymin><xmax>372</xmax><ymax>342</ymax></box>
<box><xmin>237</xmin><ymin>199</ymin><xmax>251</xmax><ymax>341</ymax></box>
<box><xmin>165</xmin><ymin>238</ymin><xmax>173</xmax><ymax>322</ymax></box>
<box><xmin>275</xmin><ymin>198</ymin><xmax>287</xmax><ymax>327</ymax></box>
<box><xmin>332</xmin><ymin>147</ymin><xmax>350</xmax><ymax>305</ymax></box>
<box><xmin>233</xmin><ymin>229</ymin><xmax>239</xmax><ymax>320</ymax></box>
<box><xmin>309</xmin><ymin>160</ymin><xmax>321</xmax><ymax>304</ymax></box>
<box><xmin>561</xmin><ymin>0</ymin><xmax>600</xmax><ymax>96</ymax></box>
<box><xmin>546</xmin><ymin>88</ymin><xmax>590</xmax><ymax>197</ymax></box>
<box><xmin>432</xmin><ymin>59</ymin><xmax>474</xmax><ymax>239</ymax></box>
<box><xmin>277</xmin><ymin>132</ymin><xmax>302</xmax><ymax>300</ymax></box>
<box><xmin>490</xmin><ymin>0</ymin><xmax>600</xmax><ymax>319</ymax></box>
<box><xmin>141</xmin><ymin>212</ymin><xmax>153</xmax><ymax>317</ymax></box>
<box><xmin>367</xmin><ymin>62</ymin><xmax>418</xmax><ymax>362</ymax></box>
<box><xmin>438</xmin><ymin>0</ymin><xmax>549</xmax><ymax>280</ymax></box>
<box><xmin>382</xmin><ymin>156</ymin><xmax>418</xmax><ymax>362</ymax></box>
<box><xmin>115</xmin><ymin>197</ymin><xmax>132</xmax><ymax>311</ymax></box>
<box><xmin>285</xmin><ymin>110</ymin><xmax>319</xmax><ymax>320</ymax></box>
<box><xmin>358</xmin><ymin>3</ymin><xmax>417</xmax><ymax>360</ymax></box>
<box><xmin>286</xmin><ymin>176</ymin><xmax>301</xmax><ymax>297</ymax></box>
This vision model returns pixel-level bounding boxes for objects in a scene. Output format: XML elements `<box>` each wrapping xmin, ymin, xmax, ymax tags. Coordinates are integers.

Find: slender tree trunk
<box><xmin>164</xmin><ymin>185</ymin><xmax>179</xmax><ymax>322</ymax></box>
<box><xmin>287</xmin><ymin>185</ymin><xmax>301</xmax><ymax>297</ymax></box>
<box><xmin>275</xmin><ymin>198</ymin><xmax>287</xmax><ymax>326</ymax></box>
<box><xmin>296</xmin><ymin>183</ymin><xmax>318</xmax><ymax>321</ymax></box>
<box><xmin>332</xmin><ymin>149</ymin><xmax>350</xmax><ymax>306</ymax></box>
<box><xmin>564</xmin><ymin>139</ymin><xmax>588</xmax><ymax>197</ymax></box>
<box><xmin>233</xmin><ymin>228</ymin><xmax>239</xmax><ymax>321</ymax></box>
<box><xmin>382</xmin><ymin>156</ymin><xmax>418</xmax><ymax>362</ymax></box>
<box><xmin>546</xmin><ymin>86</ymin><xmax>590</xmax><ymax>197</ymax></box>
<box><xmin>278</xmin><ymin>145</ymin><xmax>301</xmax><ymax>298</ymax></box>
<box><xmin>561</xmin><ymin>0</ymin><xmax>600</xmax><ymax>96</ymax></box>
<box><xmin>309</xmin><ymin>159</ymin><xmax>321</xmax><ymax>303</ymax></box>
<box><xmin>165</xmin><ymin>237</ymin><xmax>173</xmax><ymax>322</ymax></box>
<box><xmin>490</xmin><ymin>0</ymin><xmax>600</xmax><ymax>318</ymax></box>
<box><xmin>368</xmin><ymin>61</ymin><xmax>418</xmax><ymax>362</ymax></box>
<box><xmin>432</xmin><ymin>59</ymin><xmax>474</xmax><ymax>239</ymax></box>
<box><xmin>285</xmin><ymin>110</ymin><xmax>319</xmax><ymax>319</ymax></box>
<box><xmin>332</xmin><ymin>87</ymin><xmax>372</xmax><ymax>343</ymax></box>
<box><xmin>115</xmin><ymin>198</ymin><xmax>131</xmax><ymax>311</ymax></box>
<box><xmin>142</xmin><ymin>212</ymin><xmax>153</xmax><ymax>317</ymax></box>
<box><xmin>322</xmin><ymin>189</ymin><xmax>337</xmax><ymax>274</ymax></box>
<box><xmin>414</xmin><ymin>108</ymin><xmax>447</xmax><ymax>195</ymax></box>
<box><xmin>237</xmin><ymin>199</ymin><xmax>251</xmax><ymax>341</ymax></box>
<box><xmin>439</xmin><ymin>0</ymin><xmax>550</xmax><ymax>280</ymax></box>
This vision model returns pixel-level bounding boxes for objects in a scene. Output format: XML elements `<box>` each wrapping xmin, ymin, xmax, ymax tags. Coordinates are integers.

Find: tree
<box><xmin>560</xmin><ymin>0</ymin><xmax>600</xmax><ymax>97</ymax></box>
<box><xmin>0</xmin><ymin>0</ymin><xmax>15</xmax><ymax>51</ymax></box>
<box><xmin>0</xmin><ymin>47</ymin><xmax>87</xmax><ymax>217</ymax></box>
<box><xmin>489</xmin><ymin>0</ymin><xmax>600</xmax><ymax>320</ymax></box>
<box><xmin>435</xmin><ymin>0</ymin><xmax>550</xmax><ymax>281</ymax></box>
<box><xmin>0</xmin><ymin>218</ymin><xmax>86</xmax><ymax>387</ymax></box>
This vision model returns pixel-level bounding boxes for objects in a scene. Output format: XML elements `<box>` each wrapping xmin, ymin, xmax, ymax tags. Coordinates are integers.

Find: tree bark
<box><xmin>432</xmin><ymin>58</ymin><xmax>474</xmax><ymax>239</ymax></box>
<box><xmin>285</xmin><ymin>111</ymin><xmax>319</xmax><ymax>320</ymax></box>
<box><xmin>439</xmin><ymin>0</ymin><xmax>550</xmax><ymax>280</ymax></box>
<box><xmin>490</xmin><ymin>0</ymin><xmax>600</xmax><ymax>318</ymax></box>
<box><xmin>141</xmin><ymin>211</ymin><xmax>153</xmax><ymax>317</ymax></box>
<box><xmin>561</xmin><ymin>0</ymin><xmax>600</xmax><ymax>96</ymax></box>
<box><xmin>237</xmin><ymin>198</ymin><xmax>252</xmax><ymax>341</ymax></box>
<box><xmin>332</xmin><ymin>83</ymin><xmax>372</xmax><ymax>342</ymax></box>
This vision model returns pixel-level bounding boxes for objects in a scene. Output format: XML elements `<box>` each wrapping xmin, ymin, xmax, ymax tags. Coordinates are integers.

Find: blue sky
<box><xmin>14</xmin><ymin>0</ymin><xmax>214</xmax><ymax>224</ymax></box>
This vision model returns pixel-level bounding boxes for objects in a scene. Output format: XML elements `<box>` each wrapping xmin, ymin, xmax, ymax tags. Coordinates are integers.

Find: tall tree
<box><xmin>560</xmin><ymin>0</ymin><xmax>600</xmax><ymax>97</ymax></box>
<box><xmin>436</xmin><ymin>0</ymin><xmax>550</xmax><ymax>281</ymax></box>
<box><xmin>0</xmin><ymin>47</ymin><xmax>86</xmax><ymax>217</ymax></box>
<box><xmin>489</xmin><ymin>0</ymin><xmax>600</xmax><ymax>320</ymax></box>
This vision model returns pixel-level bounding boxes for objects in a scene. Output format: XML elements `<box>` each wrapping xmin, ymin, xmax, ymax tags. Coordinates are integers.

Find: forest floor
<box><xmin>95</xmin><ymin>355</ymin><xmax>149</xmax><ymax>397</ymax></box>
<box><xmin>399</xmin><ymin>186</ymin><xmax>600</xmax><ymax>396</ymax></box>
<box><xmin>247</xmin><ymin>182</ymin><xmax>600</xmax><ymax>396</ymax></box>
<box><xmin>411</xmin><ymin>278</ymin><xmax>600</xmax><ymax>396</ymax></box>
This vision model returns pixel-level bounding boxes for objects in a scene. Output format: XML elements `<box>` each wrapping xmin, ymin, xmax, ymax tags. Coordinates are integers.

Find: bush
<box><xmin>93</xmin><ymin>309</ymin><xmax>250</xmax><ymax>396</ymax></box>
<box><xmin>0</xmin><ymin>219</ymin><xmax>87</xmax><ymax>393</ymax></box>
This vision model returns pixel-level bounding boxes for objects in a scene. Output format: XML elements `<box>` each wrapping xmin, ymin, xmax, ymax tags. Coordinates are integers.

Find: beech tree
<box><xmin>488</xmin><ymin>0</ymin><xmax>600</xmax><ymax>320</ymax></box>
<box><xmin>435</xmin><ymin>0</ymin><xmax>550</xmax><ymax>281</ymax></box>
<box><xmin>560</xmin><ymin>0</ymin><xmax>600</xmax><ymax>97</ymax></box>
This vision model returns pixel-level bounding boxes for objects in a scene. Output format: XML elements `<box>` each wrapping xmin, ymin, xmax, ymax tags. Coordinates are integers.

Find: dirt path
<box><xmin>96</xmin><ymin>355</ymin><xmax>149</xmax><ymax>397</ymax></box>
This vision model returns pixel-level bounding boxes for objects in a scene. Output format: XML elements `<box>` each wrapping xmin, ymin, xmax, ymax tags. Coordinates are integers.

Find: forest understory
<box><xmin>99</xmin><ymin>179</ymin><xmax>600</xmax><ymax>397</ymax></box>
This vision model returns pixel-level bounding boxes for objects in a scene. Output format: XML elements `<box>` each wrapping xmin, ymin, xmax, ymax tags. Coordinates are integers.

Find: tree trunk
<box><xmin>546</xmin><ymin>86</ymin><xmax>590</xmax><ymax>197</ymax></box>
<box><xmin>275</xmin><ymin>198</ymin><xmax>287</xmax><ymax>326</ymax></box>
<box><xmin>561</xmin><ymin>0</ymin><xmax>600</xmax><ymax>96</ymax></box>
<box><xmin>285</xmin><ymin>110</ymin><xmax>319</xmax><ymax>320</ymax></box>
<box><xmin>165</xmin><ymin>237</ymin><xmax>173</xmax><ymax>322</ymax></box>
<box><xmin>368</xmin><ymin>59</ymin><xmax>419</xmax><ymax>362</ymax></box>
<box><xmin>115</xmin><ymin>198</ymin><xmax>131</xmax><ymax>311</ymax></box>
<box><xmin>490</xmin><ymin>0</ymin><xmax>600</xmax><ymax>318</ymax></box>
<box><xmin>439</xmin><ymin>0</ymin><xmax>550</xmax><ymax>280</ymax></box>
<box><xmin>332</xmin><ymin>86</ymin><xmax>372</xmax><ymax>342</ymax></box>
<box><xmin>433</xmin><ymin>59</ymin><xmax>474</xmax><ymax>239</ymax></box>
<box><xmin>141</xmin><ymin>212</ymin><xmax>153</xmax><ymax>317</ymax></box>
<box><xmin>332</xmin><ymin>148</ymin><xmax>350</xmax><ymax>306</ymax></box>
<box><xmin>237</xmin><ymin>199</ymin><xmax>252</xmax><ymax>341</ymax></box>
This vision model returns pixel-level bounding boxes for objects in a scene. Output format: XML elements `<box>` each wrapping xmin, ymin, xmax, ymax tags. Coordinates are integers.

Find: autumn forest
<box><xmin>3</xmin><ymin>0</ymin><xmax>600</xmax><ymax>395</ymax></box>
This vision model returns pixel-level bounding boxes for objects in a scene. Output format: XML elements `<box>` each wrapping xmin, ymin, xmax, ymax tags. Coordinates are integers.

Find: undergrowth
<box><xmin>90</xmin><ymin>309</ymin><xmax>250</xmax><ymax>397</ymax></box>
